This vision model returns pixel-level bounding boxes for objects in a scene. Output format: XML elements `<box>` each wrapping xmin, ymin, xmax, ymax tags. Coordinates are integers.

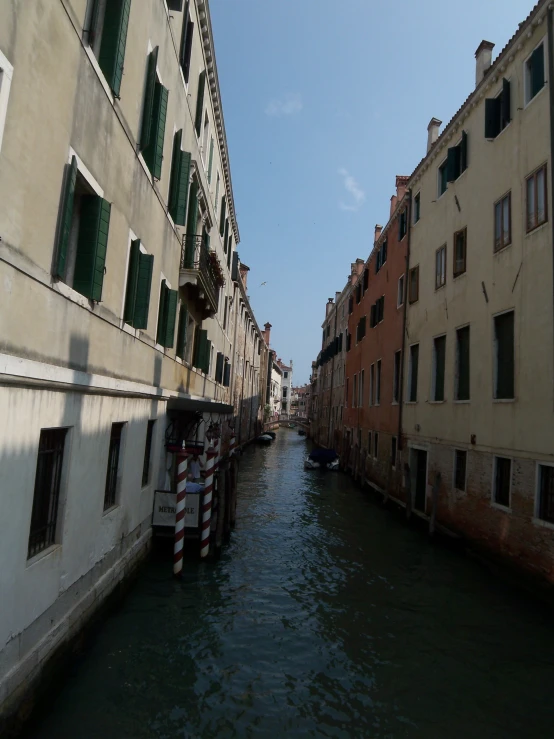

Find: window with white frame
<box><xmin>525</xmin><ymin>41</ymin><xmax>546</xmax><ymax>106</ymax></box>
<box><xmin>397</xmin><ymin>274</ymin><xmax>405</xmax><ymax>308</ymax></box>
<box><xmin>0</xmin><ymin>49</ymin><xmax>14</xmax><ymax>155</ymax></box>
<box><xmin>435</xmin><ymin>245</ymin><xmax>446</xmax><ymax>289</ymax></box>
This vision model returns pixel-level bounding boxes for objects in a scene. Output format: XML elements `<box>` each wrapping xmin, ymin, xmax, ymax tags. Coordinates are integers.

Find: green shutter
<box><xmin>184</xmin><ymin>181</ymin><xmax>198</xmax><ymax>267</ymax></box>
<box><xmin>207</xmin><ymin>138</ymin><xmax>214</xmax><ymax>183</ymax></box>
<box><xmin>223</xmin><ymin>361</ymin><xmax>230</xmax><ymax>387</ymax></box>
<box><xmin>168</xmin><ymin>129</ymin><xmax>183</xmax><ymax>220</ymax></box>
<box><xmin>133</xmin><ymin>253</ymin><xmax>153</xmax><ymax>329</ymax></box>
<box><xmin>144</xmin><ymin>82</ymin><xmax>168</xmax><ymax>179</ymax></box>
<box><xmin>175</xmin><ymin>151</ymin><xmax>191</xmax><ymax>226</ymax></box>
<box><xmin>164</xmin><ymin>288</ymin><xmax>178</xmax><ymax>348</ymax></box>
<box><xmin>73</xmin><ymin>195</ymin><xmax>111</xmax><ymax>301</ymax></box>
<box><xmin>203</xmin><ymin>230</ymin><xmax>210</xmax><ymax>252</ymax></box>
<box><xmin>219</xmin><ymin>197</ymin><xmax>226</xmax><ymax>236</ymax></box>
<box><xmin>195</xmin><ymin>71</ymin><xmax>206</xmax><ymax>136</ymax></box>
<box><xmin>446</xmin><ymin>145</ymin><xmax>460</xmax><ymax>182</ymax></box>
<box><xmin>223</xmin><ymin>218</ymin><xmax>229</xmax><ymax>254</ymax></box>
<box><xmin>203</xmin><ymin>339</ymin><xmax>212</xmax><ymax>374</ymax></box>
<box><xmin>460</xmin><ymin>130</ymin><xmax>468</xmax><ymax>172</ymax></box>
<box><xmin>156</xmin><ymin>280</ymin><xmax>167</xmax><ymax>345</ymax></box>
<box><xmin>215</xmin><ymin>352</ymin><xmax>224</xmax><ymax>383</ymax></box>
<box><xmin>124</xmin><ymin>238</ymin><xmax>141</xmax><ymax>322</ymax></box>
<box><xmin>485</xmin><ymin>97</ymin><xmax>501</xmax><ymax>138</ymax></box>
<box><xmin>140</xmin><ymin>47</ymin><xmax>158</xmax><ymax>151</ymax></box>
<box><xmin>55</xmin><ymin>156</ymin><xmax>78</xmax><ymax>278</ymax></box>
<box><xmin>227</xmin><ymin>238</ymin><xmax>232</xmax><ymax>270</ymax></box>
<box><xmin>98</xmin><ymin>0</ymin><xmax>131</xmax><ymax>97</ymax></box>
<box><xmin>176</xmin><ymin>303</ymin><xmax>188</xmax><ymax>358</ymax></box>
<box><xmin>531</xmin><ymin>44</ymin><xmax>545</xmax><ymax>98</ymax></box>
<box><xmin>501</xmin><ymin>78</ymin><xmax>511</xmax><ymax>128</ymax></box>
<box><xmin>194</xmin><ymin>328</ymin><xmax>207</xmax><ymax>370</ymax></box>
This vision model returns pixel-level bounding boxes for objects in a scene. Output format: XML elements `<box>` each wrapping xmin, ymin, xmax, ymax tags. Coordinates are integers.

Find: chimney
<box><xmin>396</xmin><ymin>175</ymin><xmax>408</xmax><ymax>201</ymax></box>
<box><xmin>374</xmin><ymin>224</ymin><xmax>383</xmax><ymax>244</ymax></box>
<box><xmin>326</xmin><ymin>297</ymin><xmax>334</xmax><ymax>317</ymax></box>
<box><xmin>263</xmin><ymin>322</ymin><xmax>272</xmax><ymax>346</ymax></box>
<box><xmin>239</xmin><ymin>262</ymin><xmax>250</xmax><ymax>288</ymax></box>
<box><xmin>390</xmin><ymin>195</ymin><xmax>398</xmax><ymax>217</ymax></box>
<box><xmin>475</xmin><ymin>40</ymin><xmax>494</xmax><ymax>87</ymax></box>
<box><xmin>427</xmin><ymin>118</ymin><xmax>442</xmax><ymax>153</ymax></box>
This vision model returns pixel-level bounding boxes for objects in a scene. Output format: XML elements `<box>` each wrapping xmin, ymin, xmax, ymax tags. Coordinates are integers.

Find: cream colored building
<box><xmin>0</xmin><ymin>0</ymin><xmax>247</xmax><ymax>719</ymax></box>
<box><xmin>402</xmin><ymin>2</ymin><xmax>554</xmax><ymax>577</ymax></box>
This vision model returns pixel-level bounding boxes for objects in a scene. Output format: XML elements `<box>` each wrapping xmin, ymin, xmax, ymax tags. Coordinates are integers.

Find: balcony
<box><xmin>180</xmin><ymin>235</ymin><xmax>224</xmax><ymax>318</ymax></box>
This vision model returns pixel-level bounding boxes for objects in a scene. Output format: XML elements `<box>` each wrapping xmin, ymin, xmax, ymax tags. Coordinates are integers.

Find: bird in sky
<box><xmin>260</xmin><ymin>281</ymin><xmax>267</xmax><ymax>286</ymax></box>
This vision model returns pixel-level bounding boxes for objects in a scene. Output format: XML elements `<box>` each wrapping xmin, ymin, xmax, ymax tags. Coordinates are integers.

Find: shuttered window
<box><xmin>433</xmin><ymin>335</ymin><xmax>446</xmax><ymax>401</ymax></box>
<box><xmin>526</xmin><ymin>164</ymin><xmax>547</xmax><ymax>233</ymax></box>
<box><xmin>408</xmin><ymin>266</ymin><xmax>419</xmax><ymax>303</ymax></box>
<box><xmin>55</xmin><ymin>156</ymin><xmax>78</xmax><ymax>278</ymax></box>
<box><xmin>195</xmin><ymin>70</ymin><xmax>206</xmax><ymax>136</ymax></box>
<box><xmin>446</xmin><ymin>131</ymin><xmax>468</xmax><ymax>182</ymax></box>
<box><xmin>140</xmin><ymin>48</ymin><xmax>169</xmax><ymax>180</ymax></box>
<box><xmin>168</xmin><ymin>130</ymin><xmax>191</xmax><ymax>225</ymax></box>
<box><xmin>156</xmin><ymin>280</ymin><xmax>178</xmax><ymax>348</ymax></box>
<box><xmin>453</xmin><ymin>228</ymin><xmax>467</xmax><ymax>277</ymax></box>
<box><xmin>176</xmin><ymin>303</ymin><xmax>188</xmax><ymax>359</ymax></box>
<box><xmin>219</xmin><ymin>196</ymin><xmax>227</xmax><ymax>236</ymax></box>
<box><xmin>231</xmin><ymin>252</ymin><xmax>239</xmax><ymax>281</ymax></box>
<box><xmin>193</xmin><ymin>328</ymin><xmax>210</xmax><ymax>373</ymax></box>
<box><xmin>438</xmin><ymin>160</ymin><xmax>448</xmax><ymax>196</ymax></box>
<box><xmin>494</xmin><ymin>193</ymin><xmax>511</xmax><ymax>251</ymax></box>
<box><xmin>179</xmin><ymin>2</ymin><xmax>194</xmax><ymax>83</ymax></box>
<box><xmin>485</xmin><ymin>79</ymin><xmax>511</xmax><ymax>139</ymax></box>
<box><xmin>207</xmin><ymin>137</ymin><xmax>214</xmax><ymax>183</ymax></box>
<box><xmin>124</xmin><ymin>239</ymin><xmax>153</xmax><ymax>329</ymax></box>
<box><xmin>215</xmin><ymin>352</ymin><xmax>224</xmax><ymax>384</ymax></box>
<box><xmin>409</xmin><ymin>344</ymin><xmax>419</xmax><ymax>402</ymax></box>
<box><xmin>494</xmin><ymin>311</ymin><xmax>514</xmax><ymax>399</ymax></box>
<box><xmin>89</xmin><ymin>0</ymin><xmax>131</xmax><ymax>97</ymax></box>
<box><xmin>73</xmin><ymin>195</ymin><xmax>111</xmax><ymax>302</ymax></box>
<box><xmin>104</xmin><ymin>422</ymin><xmax>125</xmax><ymax>510</ymax></box>
<box><xmin>455</xmin><ymin>326</ymin><xmax>470</xmax><ymax>401</ymax></box>
<box><xmin>525</xmin><ymin>43</ymin><xmax>545</xmax><ymax>104</ymax></box>
<box><xmin>223</xmin><ymin>361</ymin><xmax>231</xmax><ymax>387</ymax></box>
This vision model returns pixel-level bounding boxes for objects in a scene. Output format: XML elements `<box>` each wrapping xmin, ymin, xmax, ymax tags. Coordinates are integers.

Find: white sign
<box><xmin>153</xmin><ymin>491</ymin><xmax>176</xmax><ymax>527</ymax></box>
<box><xmin>152</xmin><ymin>489</ymin><xmax>202</xmax><ymax>529</ymax></box>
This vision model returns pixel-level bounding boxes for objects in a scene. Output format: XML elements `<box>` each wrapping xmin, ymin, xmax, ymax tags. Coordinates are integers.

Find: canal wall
<box><xmin>0</xmin><ymin>517</ymin><xmax>152</xmax><ymax>735</ymax></box>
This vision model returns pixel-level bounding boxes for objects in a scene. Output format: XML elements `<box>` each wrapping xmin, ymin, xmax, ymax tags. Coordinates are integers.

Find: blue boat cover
<box><xmin>308</xmin><ymin>448</ymin><xmax>338</xmax><ymax>464</ymax></box>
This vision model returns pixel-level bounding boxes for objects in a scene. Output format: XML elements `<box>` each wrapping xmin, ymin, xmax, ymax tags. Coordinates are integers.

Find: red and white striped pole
<box><xmin>173</xmin><ymin>453</ymin><xmax>188</xmax><ymax>577</ymax></box>
<box><xmin>200</xmin><ymin>447</ymin><xmax>217</xmax><ymax>558</ymax></box>
<box><xmin>229</xmin><ymin>432</ymin><xmax>236</xmax><ymax>456</ymax></box>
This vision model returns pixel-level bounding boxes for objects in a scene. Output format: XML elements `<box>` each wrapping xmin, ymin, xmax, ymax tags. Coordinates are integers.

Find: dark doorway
<box><xmin>411</xmin><ymin>448</ymin><xmax>428</xmax><ymax>513</ymax></box>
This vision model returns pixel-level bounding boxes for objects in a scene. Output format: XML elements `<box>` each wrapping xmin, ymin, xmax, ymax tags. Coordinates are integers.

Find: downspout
<box><xmin>397</xmin><ymin>191</ymin><xmax>412</xmax><ymax>463</ymax></box>
<box><xmin>548</xmin><ymin>9</ymin><xmax>554</xmax><ymax>411</ymax></box>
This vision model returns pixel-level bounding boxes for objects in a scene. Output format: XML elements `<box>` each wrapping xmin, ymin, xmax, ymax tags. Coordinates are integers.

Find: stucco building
<box><xmin>0</xmin><ymin>0</ymin><xmax>262</xmax><ymax>719</ymax></box>
<box><xmin>277</xmin><ymin>359</ymin><xmax>293</xmax><ymax>417</ymax></box>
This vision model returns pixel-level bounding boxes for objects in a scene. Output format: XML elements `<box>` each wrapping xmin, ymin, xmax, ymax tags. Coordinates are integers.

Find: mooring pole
<box><xmin>173</xmin><ymin>453</ymin><xmax>188</xmax><ymax>577</ymax></box>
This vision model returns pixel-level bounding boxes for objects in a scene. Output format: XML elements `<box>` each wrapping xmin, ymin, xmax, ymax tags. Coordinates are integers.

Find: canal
<box><xmin>26</xmin><ymin>428</ymin><xmax>554</xmax><ymax>738</ymax></box>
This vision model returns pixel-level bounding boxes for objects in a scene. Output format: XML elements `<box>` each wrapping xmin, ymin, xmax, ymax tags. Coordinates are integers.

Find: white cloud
<box><xmin>265</xmin><ymin>93</ymin><xmax>303</xmax><ymax>117</ymax></box>
<box><xmin>338</xmin><ymin>168</ymin><xmax>365</xmax><ymax>212</ymax></box>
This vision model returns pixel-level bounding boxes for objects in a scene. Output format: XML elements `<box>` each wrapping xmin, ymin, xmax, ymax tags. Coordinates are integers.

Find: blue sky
<box><xmin>211</xmin><ymin>0</ymin><xmax>533</xmax><ymax>385</ymax></box>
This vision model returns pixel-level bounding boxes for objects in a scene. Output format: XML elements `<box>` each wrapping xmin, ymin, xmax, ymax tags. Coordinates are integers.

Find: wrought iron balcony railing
<box><xmin>180</xmin><ymin>234</ymin><xmax>221</xmax><ymax>310</ymax></box>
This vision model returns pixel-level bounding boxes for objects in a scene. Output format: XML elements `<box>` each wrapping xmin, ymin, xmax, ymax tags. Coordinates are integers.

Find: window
<box><xmin>0</xmin><ymin>48</ymin><xmax>14</xmax><ymax>155</ymax></box>
<box><xmin>454</xmin><ymin>450</ymin><xmax>467</xmax><ymax>491</ymax></box>
<box><xmin>376</xmin><ymin>360</ymin><xmax>381</xmax><ymax>405</ymax></box>
<box><xmin>435</xmin><ymin>245</ymin><xmax>446</xmax><ymax>289</ymax></box>
<box><xmin>398</xmin><ymin>210</ymin><xmax>407</xmax><ymax>240</ymax></box>
<box><xmin>526</xmin><ymin>164</ymin><xmax>547</xmax><ymax>232</ymax></box>
<box><xmin>348</xmin><ymin>297</ymin><xmax>353</xmax><ymax>315</ymax></box>
<box><xmin>537</xmin><ymin>465</ymin><xmax>554</xmax><ymax>524</ymax></box>
<box><xmin>453</xmin><ymin>228</ymin><xmax>467</xmax><ymax>277</ymax></box>
<box><xmin>362</xmin><ymin>268</ymin><xmax>369</xmax><ymax>293</ymax></box>
<box><xmin>356</xmin><ymin>283</ymin><xmax>362</xmax><ymax>304</ymax></box>
<box><xmin>446</xmin><ymin>131</ymin><xmax>468</xmax><ymax>182</ymax></box>
<box><xmin>393</xmin><ymin>350</ymin><xmax>401</xmax><ymax>403</ymax></box>
<box><xmin>375</xmin><ymin>240</ymin><xmax>387</xmax><ymax>274</ymax></box>
<box><xmin>201</xmin><ymin>112</ymin><xmax>209</xmax><ymax>163</ymax></box>
<box><xmin>215</xmin><ymin>351</ymin><xmax>225</xmax><ymax>384</ymax></box>
<box><xmin>414</xmin><ymin>192</ymin><xmax>421</xmax><ymax>223</ymax></box>
<box><xmin>356</xmin><ymin>315</ymin><xmax>366</xmax><ymax>342</ymax></box>
<box><xmin>168</xmin><ymin>130</ymin><xmax>192</xmax><ymax>225</ymax></box>
<box><xmin>156</xmin><ymin>279</ymin><xmax>178</xmax><ymax>348</ymax></box>
<box><xmin>54</xmin><ymin>155</ymin><xmax>111</xmax><ymax>301</ymax></box>
<box><xmin>374</xmin><ymin>432</ymin><xmax>379</xmax><ymax>459</ymax></box>
<box><xmin>408</xmin><ymin>266</ymin><xmax>419</xmax><ymax>303</ymax></box>
<box><xmin>179</xmin><ymin>1</ymin><xmax>194</xmax><ymax>84</ymax></box>
<box><xmin>494</xmin><ymin>311</ymin><xmax>514</xmax><ymax>399</ymax></box>
<box><xmin>438</xmin><ymin>160</ymin><xmax>448</xmax><ymax>196</ymax></box>
<box><xmin>408</xmin><ymin>344</ymin><xmax>419</xmax><ymax>402</ymax></box>
<box><xmin>124</xmin><ymin>239</ymin><xmax>154</xmax><ymax>329</ymax></box>
<box><xmin>142</xmin><ymin>420</ymin><xmax>156</xmax><ymax>487</ymax></box>
<box><xmin>368</xmin><ymin>431</ymin><xmax>372</xmax><ymax>452</ymax></box>
<box><xmin>494</xmin><ymin>193</ymin><xmax>511</xmax><ymax>251</ymax></box>
<box><xmin>525</xmin><ymin>42</ymin><xmax>545</xmax><ymax>105</ymax></box>
<box><xmin>28</xmin><ymin>428</ymin><xmax>68</xmax><ymax>558</ymax></box>
<box><xmin>284</xmin><ymin>372</ymin><xmax>288</xmax><ymax>379</ymax></box>
<box><xmin>86</xmin><ymin>0</ymin><xmax>131</xmax><ymax>97</ymax></box>
<box><xmin>140</xmin><ymin>48</ymin><xmax>169</xmax><ymax>179</ymax></box>
<box><xmin>353</xmin><ymin>374</ymin><xmax>358</xmax><ymax>408</ymax></box>
<box><xmin>391</xmin><ymin>437</ymin><xmax>397</xmax><ymax>468</ymax></box>
<box><xmin>176</xmin><ymin>302</ymin><xmax>190</xmax><ymax>359</ymax></box>
<box><xmin>369</xmin><ymin>364</ymin><xmax>375</xmax><ymax>405</ymax></box>
<box><xmin>493</xmin><ymin>456</ymin><xmax>511</xmax><ymax>508</ymax></box>
<box><xmin>397</xmin><ymin>275</ymin><xmax>405</xmax><ymax>308</ymax></box>
<box><xmin>195</xmin><ymin>71</ymin><xmax>206</xmax><ymax>138</ymax></box>
<box><xmin>215</xmin><ymin>172</ymin><xmax>220</xmax><ymax>209</ymax></box>
<box><xmin>104</xmin><ymin>423</ymin><xmax>125</xmax><ymax>510</ymax></box>
<box><xmin>432</xmin><ymin>335</ymin><xmax>446</xmax><ymax>401</ymax></box>
<box><xmin>455</xmin><ymin>326</ymin><xmax>470</xmax><ymax>401</ymax></box>
<box><xmin>485</xmin><ymin>79</ymin><xmax>511</xmax><ymax>138</ymax></box>
<box><xmin>371</xmin><ymin>296</ymin><xmax>385</xmax><ymax>327</ymax></box>
<box><xmin>359</xmin><ymin>370</ymin><xmax>364</xmax><ymax>407</ymax></box>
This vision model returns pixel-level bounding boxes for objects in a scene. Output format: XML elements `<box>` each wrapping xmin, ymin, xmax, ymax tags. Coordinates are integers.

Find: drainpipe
<box><xmin>548</xmin><ymin>9</ymin><xmax>554</xmax><ymax>410</ymax></box>
<box><xmin>397</xmin><ymin>191</ymin><xmax>412</xmax><ymax>468</ymax></box>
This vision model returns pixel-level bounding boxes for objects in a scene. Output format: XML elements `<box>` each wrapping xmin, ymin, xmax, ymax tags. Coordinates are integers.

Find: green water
<box><xmin>29</xmin><ymin>429</ymin><xmax>554</xmax><ymax>738</ymax></box>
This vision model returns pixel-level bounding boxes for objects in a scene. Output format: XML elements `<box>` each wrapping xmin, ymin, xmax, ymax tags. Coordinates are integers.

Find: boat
<box><xmin>298</xmin><ymin>429</ymin><xmax>306</xmax><ymax>436</ymax></box>
<box><xmin>265</xmin><ymin>431</ymin><xmax>277</xmax><ymax>440</ymax></box>
<box><xmin>256</xmin><ymin>434</ymin><xmax>273</xmax><ymax>444</ymax></box>
<box><xmin>304</xmin><ymin>448</ymin><xmax>339</xmax><ymax>470</ymax></box>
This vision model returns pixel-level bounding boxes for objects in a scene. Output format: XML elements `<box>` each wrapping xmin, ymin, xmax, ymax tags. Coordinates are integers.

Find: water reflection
<box><xmin>28</xmin><ymin>429</ymin><xmax>554</xmax><ymax>738</ymax></box>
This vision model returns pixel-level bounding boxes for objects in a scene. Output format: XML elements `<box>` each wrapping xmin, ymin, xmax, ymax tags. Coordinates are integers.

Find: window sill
<box><xmin>488</xmin><ymin>120</ymin><xmax>512</xmax><ymax>142</ymax></box>
<box><xmin>404</xmin><ymin>400</ymin><xmax>418</xmax><ymax>405</ymax></box>
<box><xmin>453</xmin><ymin>486</ymin><xmax>466</xmax><ymax>494</ymax></box>
<box><xmin>26</xmin><ymin>544</ymin><xmax>61</xmax><ymax>568</ymax></box>
<box><xmin>408</xmin><ymin>299</ymin><xmax>419</xmax><ymax>305</ymax></box>
<box><xmin>532</xmin><ymin>517</ymin><xmax>554</xmax><ymax>531</ymax></box>
<box><xmin>435</xmin><ymin>283</ymin><xmax>446</xmax><ymax>292</ymax></box>
<box><xmin>491</xmin><ymin>501</ymin><xmax>511</xmax><ymax>513</ymax></box>
<box><xmin>103</xmin><ymin>503</ymin><xmax>120</xmax><ymax>517</ymax></box>
<box><xmin>391</xmin><ymin>400</ymin><xmax>399</xmax><ymax>406</ymax></box>
<box><xmin>397</xmin><ymin>303</ymin><xmax>404</xmax><ymax>310</ymax></box>
<box><xmin>493</xmin><ymin>397</ymin><xmax>515</xmax><ymax>403</ymax></box>
<box><xmin>454</xmin><ymin>399</ymin><xmax>471</xmax><ymax>404</ymax></box>
<box><xmin>494</xmin><ymin>242</ymin><xmax>512</xmax><ymax>254</ymax></box>
<box><xmin>524</xmin><ymin>83</ymin><xmax>547</xmax><ymax>110</ymax></box>
<box><xmin>429</xmin><ymin>399</ymin><xmax>446</xmax><ymax>404</ymax></box>
<box><xmin>526</xmin><ymin>220</ymin><xmax>549</xmax><ymax>237</ymax></box>
<box><xmin>84</xmin><ymin>46</ymin><xmax>115</xmax><ymax>104</ymax></box>
<box><xmin>453</xmin><ymin>271</ymin><xmax>466</xmax><ymax>281</ymax></box>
